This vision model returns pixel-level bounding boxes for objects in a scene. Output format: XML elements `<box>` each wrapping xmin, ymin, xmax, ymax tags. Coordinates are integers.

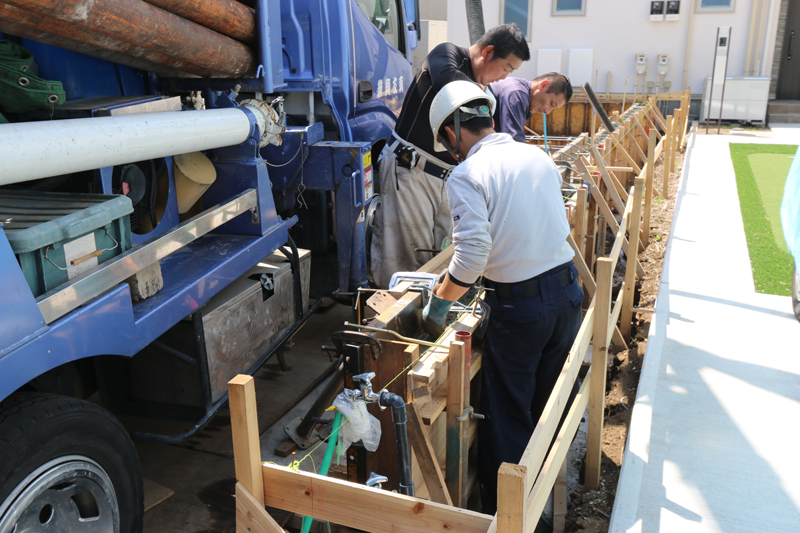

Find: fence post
<box><xmin>586</xmin><ymin>258</ymin><xmax>613</xmax><ymax>489</ymax></box>
<box><xmin>229</xmin><ymin>374</ymin><xmax>265</xmax><ymax>506</ymax></box>
<box><xmin>497</xmin><ymin>463</ymin><xmax>526</xmax><ymax>533</ymax></box>
<box><xmin>620</xmin><ymin>177</ymin><xmax>645</xmax><ymax>338</ymax></box>
<box><xmin>446</xmin><ymin>340</ymin><xmax>467</xmax><ymax>507</ymax></box>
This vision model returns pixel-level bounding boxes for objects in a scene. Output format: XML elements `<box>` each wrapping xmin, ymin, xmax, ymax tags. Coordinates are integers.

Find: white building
<box><xmin>419</xmin><ymin>0</ymin><xmax>799</xmax><ymax>122</ymax></box>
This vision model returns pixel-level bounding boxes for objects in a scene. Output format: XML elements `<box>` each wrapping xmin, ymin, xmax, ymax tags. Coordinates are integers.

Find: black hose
<box><xmin>464</xmin><ymin>0</ymin><xmax>485</xmax><ymax>46</ymax></box>
<box><xmin>379</xmin><ymin>391</ymin><xmax>414</xmax><ymax>496</ymax></box>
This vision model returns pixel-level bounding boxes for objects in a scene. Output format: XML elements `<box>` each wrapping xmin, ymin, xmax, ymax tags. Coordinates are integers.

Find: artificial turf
<box><xmin>729</xmin><ymin>143</ymin><xmax>797</xmax><ymax>296</ymax></box>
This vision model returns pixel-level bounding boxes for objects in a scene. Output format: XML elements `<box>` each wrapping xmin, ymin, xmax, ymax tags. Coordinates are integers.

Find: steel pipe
<box><xmin>2</xmin><ymin>0</ymin><xmax>256</xmax><ymax>78</ymax></box>
<box><xmin>0</xmin><ymin>4</ymin><xmax>197</xmax><ymax>78</ymax></box>
<box><xmin>143</xmin><ymin>0</ymin><xmax>256</xmax><ymax>46</ymax></box>
<box><xmin>0</xmin><ymin>109</ymin><xmax>253</xmax><ymax>185</ymax></box>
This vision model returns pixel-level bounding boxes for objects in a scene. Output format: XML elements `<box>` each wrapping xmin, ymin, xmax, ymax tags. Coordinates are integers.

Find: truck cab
<box><xmin>0</xmin><ymin>1</ymin><xmax>417</xmax><ymax>531</ymax></box>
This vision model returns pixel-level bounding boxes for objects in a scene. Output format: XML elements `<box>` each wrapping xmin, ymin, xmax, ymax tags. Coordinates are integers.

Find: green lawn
<box><xmin>729</xmin><ymin>144</ymin><xmax>797</xmax><ymax>296</ymax></box>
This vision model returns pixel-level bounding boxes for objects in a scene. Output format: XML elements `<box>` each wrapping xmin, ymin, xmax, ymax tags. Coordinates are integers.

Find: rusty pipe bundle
<box><xmin>143</xmin><ymin>0</ymin><xmax>256</xmax><ymax>46</ymax></box>
<box><xmin>0</xmin><ymin>4</ymin><xmax>196</xmax><ymax>78</ymax></box>
<box><xmin>0</xmin><ymin>0</ymin><xmax>257</xmax><ymax>78</ymax></box>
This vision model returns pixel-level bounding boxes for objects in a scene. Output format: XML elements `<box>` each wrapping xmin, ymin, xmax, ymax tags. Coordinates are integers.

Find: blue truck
<box><xmin>0</xmin><ymin>1</ymin><xmax>417</xmax><ymax>530</ymax></box>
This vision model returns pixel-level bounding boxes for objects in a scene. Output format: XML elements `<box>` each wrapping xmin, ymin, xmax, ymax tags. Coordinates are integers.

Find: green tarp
<box><xmin>0</xmin><ymin>40</ymin><xmax>65</xmax><ymax>115</ymax></box>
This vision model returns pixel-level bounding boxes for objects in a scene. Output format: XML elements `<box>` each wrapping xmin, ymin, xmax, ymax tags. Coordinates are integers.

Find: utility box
<box><xmin>202</xmin><ymin>248</ymin><xmax>311</xmax><ymax>403</ymax></box>
<box><xmin>0</xmin><ymin>191</ymin><xmax>133</xmax><ymax>297</ymax></box>
<box><xmin>700</xmin><ymin>77</ymin><xmax>770</xmax><ymax>122</ymax></box>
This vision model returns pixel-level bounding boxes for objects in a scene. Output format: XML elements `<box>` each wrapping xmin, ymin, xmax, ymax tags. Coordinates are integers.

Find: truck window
<box><xmin>357</xmin><ymin>0</ymin><xmax>401</xmax><ymax>51</ymax></box>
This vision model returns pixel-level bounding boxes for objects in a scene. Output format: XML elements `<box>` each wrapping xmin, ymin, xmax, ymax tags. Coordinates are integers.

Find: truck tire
<box><xmin>793</xmin><ymin>265</ymin><xmax>800</xmax><ymax>322</ymax></box>
<box><xmin>0</xmin><ymin>393</ymin><xmax>143</xmax><ymax>533</ymax></box>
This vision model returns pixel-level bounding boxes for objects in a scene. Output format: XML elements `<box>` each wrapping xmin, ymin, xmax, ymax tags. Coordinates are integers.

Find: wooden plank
<box><xmin>407</xmin><ymin>402</ymin><xmax>453</xmax><ymax>506</ymax></box>
<box><xmin>590</xmin><ymin>147</ymin><xmax>627</xmax><ymax>215</ymax></box>
<box><xmin>446</xmin><ymin>341</ymin><xmax>467</xmax><ymax>507</ymax></box>
<box><xmin>567</xmin><ymin>234</ymin><xmax>596</xmax><ymax>298</ymax></box>
<box><xmin>643</xmin><ymin>130</ymin><xmax>657</xmax><ymax>247</ymax></box>
<box><xmin>420</xmin><ymin>391</ymin><xmax>447</xmax><ymax>424</ymax></box>
<box><xmin>261</xmin><ymin>464</ymin><xmax>493</xmax><ymax>533</ymax></box>
<box><xmin>143</xmin><ymin>478</ymin><xmax>173</xmax><ymax>512</ymax></box>
<box><xmin>553</xmin><ymin>461</ymin><xmax>568</xmax><ymax>533</ymax></box>
<box><xmin>586</xmin><ymin>259</ymin><xmax>613</xmax><ymax>489</ymax></box>
<box><xmin>363</xmin><ymin>340</ymin><xmax>414</xmax><ymax>492</ymax></box>
<box><xmin>523</xmin><ymin>369</ymin><xmax>592</xmax><ymax>533</ymax></box>
<box><xmin>366</xmin><ymin>290</ymin><xmax>398</xmax><ymax>315</ymax></box>
<box><xmin>620</xmin><ymin>178</ymin><xmax>644</xmax><ymax>338</ymax></box>
<box><xmin>497</xmin><ymin>463</ymin><xmax>526</xmax><ymax>533</ymax></box>
<box><xmin>229</xmin><ymin>374</ymin><xmax>265</xmax><ymax>506</ymax></box>
<box><xmin>236</xmin><ymin>482</ymin><xmax>287</xmax><ymax>533</ymax></box>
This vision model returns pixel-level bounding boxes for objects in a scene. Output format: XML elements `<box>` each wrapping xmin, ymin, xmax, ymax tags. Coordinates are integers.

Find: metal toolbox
<box><xmin>201</xmin><ymin>248</ymin><xmax>311</xmax><ymax>403</ymax></box>
<box><xmin>0</xmin><ymin>190</ymin><xmax>133</xmax><ymax>297</ymax></box>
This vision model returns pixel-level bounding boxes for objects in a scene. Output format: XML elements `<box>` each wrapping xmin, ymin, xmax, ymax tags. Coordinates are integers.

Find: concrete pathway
<box><xmin>609</xmin><ymin>125</ymin><xmax>800</xmax><ymax>532</ymax></box>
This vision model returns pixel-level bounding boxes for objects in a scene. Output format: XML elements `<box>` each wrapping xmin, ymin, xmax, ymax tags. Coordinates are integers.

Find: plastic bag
<box><xmin>332</xmin><ymin>389</ymin><xmax>381</xmax><ymax>457</ymax></box>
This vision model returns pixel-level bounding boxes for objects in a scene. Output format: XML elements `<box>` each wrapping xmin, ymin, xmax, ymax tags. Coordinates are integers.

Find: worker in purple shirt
<box><xmin>489</xmin><ymin>73</ymin><xmax>573</xmax><ymax>142</ymax></box>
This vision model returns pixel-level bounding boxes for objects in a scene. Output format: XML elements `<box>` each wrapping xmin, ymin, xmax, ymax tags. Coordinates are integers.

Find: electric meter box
<box><xmin>636</xmin><ymin>54</ymin><xmax>648</xmax><ymax>74</ymax></box>
<box><xmin>1</xmin><ymin>191</ymin><xmax>133</xmax><ymax>298</ymax></box>
<box><xmin>650</xmin><ymin>1</ymin><xmax>665</xmax><ymax>21</ymax></box>
<box><xmin>666</xmin><ymin>1</ymin><xmax>680</xmax><ymax>21</ymax></box>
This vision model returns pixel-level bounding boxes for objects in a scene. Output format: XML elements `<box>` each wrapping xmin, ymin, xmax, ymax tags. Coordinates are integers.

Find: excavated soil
<box><xmin>564</xmin><ymin>144</ymin><xmax>685</xmax><ymax>533</ymax></box>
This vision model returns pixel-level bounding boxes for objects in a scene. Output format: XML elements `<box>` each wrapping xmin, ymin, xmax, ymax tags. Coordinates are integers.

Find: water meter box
<box><xmin>201</xmin><ymin>248</ymin><xmax>311</xmax><ymax>403</ymax></box>
<box><xmin>0</xmin><ymin>191</ymin><xmax>133</xmax><ymax>297</ymax></box>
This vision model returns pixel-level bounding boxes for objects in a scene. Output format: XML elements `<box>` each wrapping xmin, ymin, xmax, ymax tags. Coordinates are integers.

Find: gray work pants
<box><xmin>369</xmin><ymin>143</ymin><xmax>452</xmax><ymax>288</ymax></box>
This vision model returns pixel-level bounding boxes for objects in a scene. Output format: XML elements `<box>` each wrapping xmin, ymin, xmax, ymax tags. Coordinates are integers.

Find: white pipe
<box><xmin>0</xmin><ymin>108</ymin><xmax>252</xmax><ymax>186</ymax></box>
<box><xmin>681</xmin><ymin>0</ymin><xmax>697</xmax><ymax>90</ymax></box>
<box><xmin>754</xmin><ymin>0</ymin><xmax>770</xmax><ymax>75</ymax></box>
<box><xmin>745</xmin><ymin>0</ymin><xmax>762</xmax><ymax>75</ymax></box>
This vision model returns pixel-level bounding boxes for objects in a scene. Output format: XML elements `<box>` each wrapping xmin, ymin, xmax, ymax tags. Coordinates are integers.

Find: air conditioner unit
<box><xmin>700</xmin><ymin>77</ymin><xmax>770</xmax><ymax>122</ymax></box>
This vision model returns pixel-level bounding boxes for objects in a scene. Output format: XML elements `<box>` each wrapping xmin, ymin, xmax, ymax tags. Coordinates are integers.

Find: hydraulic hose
<box><xmin>379</xmin><ymin>391</ymin><xmax>414</xmax><ymax>497</ymax></box>
<box><xmin>300</xmin><ymin>411</ymin><xmax>343</xmax><ymax>533</ymax></box>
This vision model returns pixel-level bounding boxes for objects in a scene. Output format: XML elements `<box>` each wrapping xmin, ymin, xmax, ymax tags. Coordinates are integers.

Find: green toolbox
<box><xmin>0</xmin><ymin>191</ymin><xmax>133</xmax><ymax>298</ymax></box>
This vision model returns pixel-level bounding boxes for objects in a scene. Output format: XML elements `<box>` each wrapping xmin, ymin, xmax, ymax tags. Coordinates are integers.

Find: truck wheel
<box><xmin>793</xmin><ymin>265</ymin><xmax>800</xmax><ymax>322</ymax></box>
<box><xmin>0</xmin><ymin>393</ymin><xmax>143</xmax><ymax>533</ymax></box>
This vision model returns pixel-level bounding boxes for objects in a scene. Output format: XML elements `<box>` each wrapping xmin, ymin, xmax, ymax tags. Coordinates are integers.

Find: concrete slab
<box><xmin>610</xmin><ymin>126</ymin><xmax>800</xmax><ymax>532</ymax></box>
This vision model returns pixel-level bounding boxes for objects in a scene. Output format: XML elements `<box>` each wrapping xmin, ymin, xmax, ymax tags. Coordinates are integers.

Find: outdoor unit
<box><xmin>700</xmin><ymin>77</ymin><xmax>770</xmax><ymax>122</ymax></box>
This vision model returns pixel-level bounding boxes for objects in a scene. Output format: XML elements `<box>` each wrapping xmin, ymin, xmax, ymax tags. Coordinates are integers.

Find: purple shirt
<box><xmin>489</xmin><ymin>77</ymin><xmax>531</xmax><ymax>143</ymax></box>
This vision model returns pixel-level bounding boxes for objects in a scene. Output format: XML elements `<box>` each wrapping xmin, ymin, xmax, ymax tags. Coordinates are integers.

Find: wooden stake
<box><xmin>643</xmin><ymin>130</ymin><xmax>657</xmax><ymax>246</ymax></box>
<box><xmin>407</xmin><ymin>402</ymin><xmax>453</xmax><ymax>506</ymax></box>
<box><xmin>496</xmin><ymin>463</ymin><xmax>526</xmax><ymax>533</ymax></box>
<box><xmin>620</xmin><ymin>177</ymin><xmax>644</xmax><ymax>338</ymax></box>
<box><xmin>662</xmin><ymin>114</ymin><xmax>672</xmax><ymax>198</ymax></box>
<box><xmin>586</xmin><ymin>258</ymin><xmax>613</xmax><ymax>489</ymax></box>
<box><xmin>229</xmin><ymin>374</ymin><xmax>265</xmax><ymax>506</ymax></box>
<box><xmin>446</xmin><ymin>341</ymin><xmax>467</xmax><ymax>507</ymax></box>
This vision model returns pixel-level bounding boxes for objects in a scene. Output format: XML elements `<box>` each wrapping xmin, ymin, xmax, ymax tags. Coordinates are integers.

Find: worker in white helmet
<box><xmin>422</xmin><ymin>80</ymin><xmax>583</xmax><ymax>515</ymax></box>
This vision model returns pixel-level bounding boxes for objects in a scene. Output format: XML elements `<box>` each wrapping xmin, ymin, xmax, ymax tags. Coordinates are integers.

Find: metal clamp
<box><xmin>456</xmin><ymin>406</ymin><xmax>485</xmax><ymax>422</ymax></box>
<box><xmin>366</xmin><ymin>472</ymin><xmax>389</xmax><ymax>490</ymax></box>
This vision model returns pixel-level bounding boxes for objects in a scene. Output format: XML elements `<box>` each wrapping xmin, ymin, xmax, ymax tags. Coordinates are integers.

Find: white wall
<box><xmin>446</xmin><ymin>0</ymin><xmax>782</xmax><ymax>95</ymax></box>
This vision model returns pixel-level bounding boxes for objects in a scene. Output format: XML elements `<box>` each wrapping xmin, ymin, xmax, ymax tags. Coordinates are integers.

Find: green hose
<box><xmin>300</xmin><ymin>411</ymin><xmax>342</xmax><ymax>533</ymax></box>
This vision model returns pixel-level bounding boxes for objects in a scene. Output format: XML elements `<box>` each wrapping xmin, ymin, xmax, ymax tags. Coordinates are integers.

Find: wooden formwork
<box><xmin>228</xmin><ymin>92</ymin><xmax>688</xmax><ymax>533</ymax></box>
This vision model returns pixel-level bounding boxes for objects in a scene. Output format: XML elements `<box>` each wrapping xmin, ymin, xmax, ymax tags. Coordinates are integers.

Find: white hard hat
<box><xmin>429</xmin><ymin>80</ymin><xmax>496</xmax><ymax>153</ymax></box>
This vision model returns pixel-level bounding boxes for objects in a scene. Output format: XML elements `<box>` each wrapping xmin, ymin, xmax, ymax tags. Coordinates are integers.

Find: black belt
<box><xmin>392</xmin><ymin>142</ymin><xmax>452</xmax><ymax>180</ymax></box>
<box><xmin>485</xmin><ymin>268</ymin><xmax>575</xmax><ymax>299</ymax></box>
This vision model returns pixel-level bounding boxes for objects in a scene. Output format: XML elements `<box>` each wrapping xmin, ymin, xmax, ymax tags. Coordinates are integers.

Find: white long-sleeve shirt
<box><xmin>445</xmin><ymin>133</ymin><xmax>574</xmax><ymax>285</ymax></box>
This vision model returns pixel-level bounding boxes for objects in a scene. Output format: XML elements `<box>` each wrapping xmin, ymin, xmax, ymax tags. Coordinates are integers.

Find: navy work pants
<box><xmin>478</xmin><ymin>262</ymin><xmax>583</xmax><ymax>515</ymax></box>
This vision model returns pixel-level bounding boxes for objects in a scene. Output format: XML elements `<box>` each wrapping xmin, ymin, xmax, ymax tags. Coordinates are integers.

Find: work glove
<box><xmin>422</xmin><ymin>290</ymin><xmax>454</xmax><ymax>336</ymax></box>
